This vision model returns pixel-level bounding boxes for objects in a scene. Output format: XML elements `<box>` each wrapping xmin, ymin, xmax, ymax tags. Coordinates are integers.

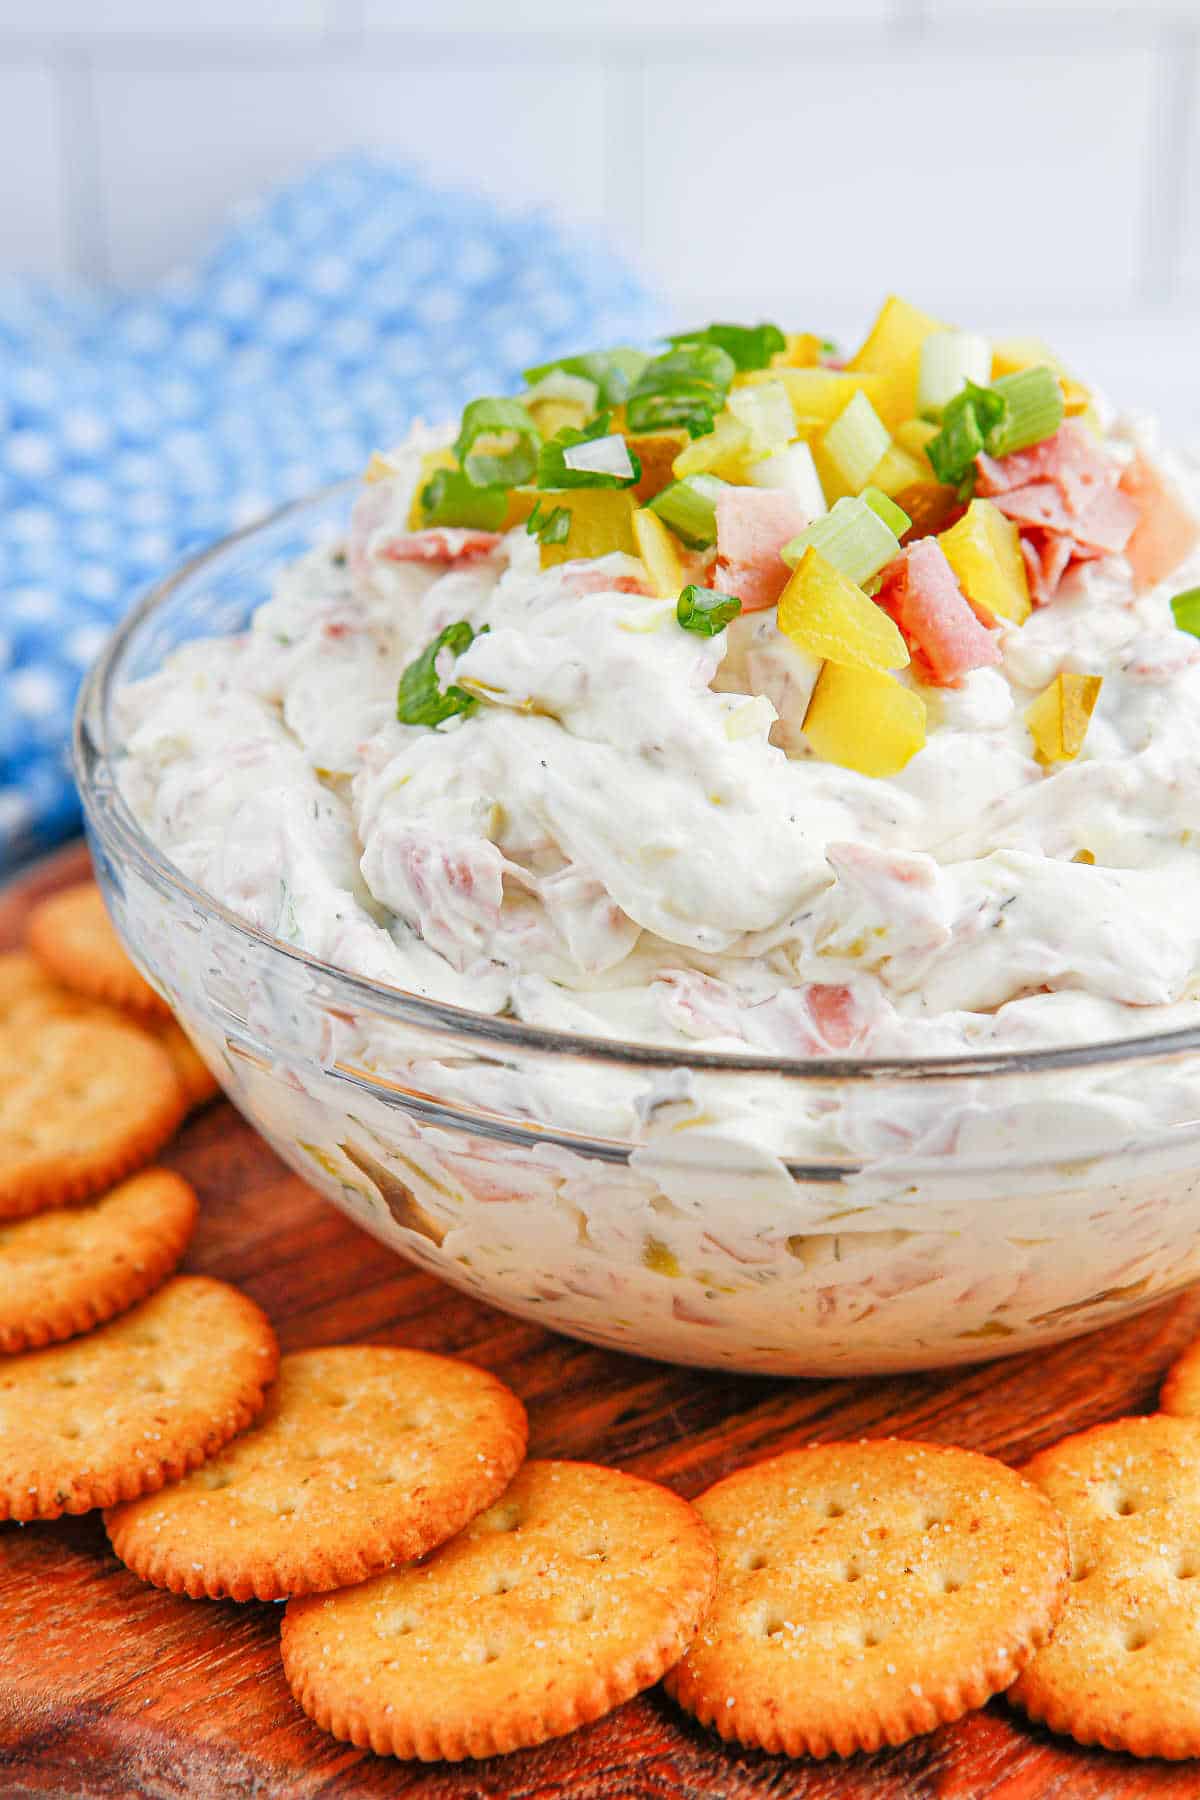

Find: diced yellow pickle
<box><xmin>991</xmin><ymin>337</ymin><xmax>1091</xmax><ymax>417</ymax></box>
<box><xmin>1025</xmin><ymin>672</ymin><xmax>1102</xmax><ymax>764</ymax></box>
<box><xmin>673</xmin><ymin>410</ymin><xmax>752</xmax><ymax>481</ymax></box>
<box><xmin>737</xmin><ymin>366</ymin><xmax>892</xmax><ymax>429</ymax></box>
<box><xmin>629</xmin><ymin>430</ymin><xmax>689</xmax><ymax>502</ymax></box>
<box><xmin>894</xmin><ymin>418</ymin><xmax>940</xmax><ymax>465</ymax></box>
<box><xmin>846</xmin><ymin>296</ymin><xmax>951</xmax><ymax>430</ymax></box>
<box><xmin>939</xmin><ymin>498</ymin><xmax>1032</xmax><ymax>626</ymax></box>
<box><xmin>817</xmin><ymin>392</ymin><xmax>891</xmax><ymax>501</ymax></box>
<box><xmin>502</xmin><ymin>487</ymin><xmax>539</xmax><ymax>529</ymax></box>
<box><xmin>528</xmin><ymin>398</ymin><xmax>589</xmax><ymax>439</ymax></box>
<box><xmin>803</xmin><ymin>662</ymin><xmax>927</xmax><ymax>776</ymax></box>
<box><xmin>632</xmin><ymin>508</ymin><xmax>686</xmax><ymax>599</ymax></box>
<box><xmin>778</xmin><ymin>547</ymin><xmax>909</xmax><ymax>672</ymax></box>
<box><xmin>774</xmin><ymin>331</ymin><xmax>825</xmax><ymax>368</ymax></box>
<box><xmin>867</xmin><ymin>444</ymin><xmax>927</xmax><ymax>499</ymax></box>
<box><xmin>538</xmin><ymin>490</ymin><xmax>639</xmax><ymax>567</ymax></box>
<box><xmin>403</xmin><ymin>448</ymin><xmax>458</xmax><ymax>527</ymax></box>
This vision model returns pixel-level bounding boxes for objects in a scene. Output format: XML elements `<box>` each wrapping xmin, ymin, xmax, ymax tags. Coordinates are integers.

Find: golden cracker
<box><xmin>0</xmin><ymin>1275</ymin><xmax>278</xmax><ymax>1521</ymax></box>
<box><xmin>151</xmin><ymin>1018</ymin><xmax>219</xmax><ymax>1111</ymax></box>
<box><xmin>1161</xmin><ymin>1336</ymin><xmax>1200</xmax><ymax>1419</ymax></box>
<box><xmin>0</xmin><ymin>1167</ymin><xmax>198</xmax><ymax>1354</ymax></box>
<box><xmin>281</xmin><ymin>1459</ymin><xmax>717</xmax><ymax>1760</ymax></box>
<box><xmin>1010</xmin><ymin>1414</ymin><xmax>1200</xmax><ymax>1759</ymax></box>
<box><xmin>0</xmin><ymin>1014</ymin><xmax>186</xmax><ymax>1218</ymax></box>
<box><xmin>105</xmin><ymin>1345</ymin><xmax>528</xmax><ymax>1602</ymax></box>
<box><xmin>27</xmin><ymin>881</ymin><xmax>168</xmax><ymax>1019</ymax></box>
<box><xmin>664</xmin><ymin>1439</ymin><xmax>1068</xmax><ymax>1758</ymax></box>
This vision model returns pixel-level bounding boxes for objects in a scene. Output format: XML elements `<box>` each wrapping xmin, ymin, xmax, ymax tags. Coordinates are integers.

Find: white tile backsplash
<box><xmin>0</xmin><ymin>0</ymin><xmax>329</xmax><ymax>38</ymax></box>
<box><xmin>638</xmin><ymin>48</ymin><xmax>1155</xmax><ymax>318</ymax></box>
<box><xmin>0</xmin><ymin>1</ymin><xmax>1195</xmax><ymax>428</ymax></box>
<box><xmin>90</xmin><ymin>61</ymin><xmax>609</xmax><ymax>283</ymax></box>
<box><xmin>0</xmin><ymin>65</ymin><xmax>69</xmax><ymax>276</ymax></box>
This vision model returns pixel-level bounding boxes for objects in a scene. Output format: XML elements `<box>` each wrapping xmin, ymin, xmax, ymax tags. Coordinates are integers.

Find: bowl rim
<box><xmin>73</xmin><ymin>478</ymin><xmax>1200</xmax><ymax>1086</ymax></box>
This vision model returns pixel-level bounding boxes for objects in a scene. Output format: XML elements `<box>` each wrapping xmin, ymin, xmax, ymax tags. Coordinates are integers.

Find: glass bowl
<box><xmin>74</xmin><ymin>485</ymin><xmax>1200</xmax><ymax>1376</ymax></box>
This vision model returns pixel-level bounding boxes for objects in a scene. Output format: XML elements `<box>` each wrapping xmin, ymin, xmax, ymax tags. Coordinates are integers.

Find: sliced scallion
<box><xmin>526</xmin><ymin>500</ymin><xmax>572</xmax><ymax>547</ymax></box>
<box><xmin>625</xmin><ymin>343</ymin><xmax>737</xmax><ymax>439</ymax></box>
<box><xmin>522</xmin><ymin>368</ymin><xmax>600</xmax><ymax>413</ymax></box>
<box><xmin>664</xmin><ymin>322</ymin><xmax>786</xmax><ymax>373</ymax></box>
<box><xmin>925</xmin><ymin>381</ymin><xmax>1006</xmax><ymax>488</ymax></box>
<box><xmin>522</xmin><ymin>347</ymin><xmax>648</xmax><ymax>409</ymax></box>
<box><xmin>453</xmin><ymin>397</ymin><xmax>541</xmax><ymax>488</ymax></box>
<box><xmin>986</xmin><ymin>367</ymin><xmax>1065</xmax><ymax>459</ymax></box>
<box><xmin>396</xmin><ymin>621</ymin><xmax>485</xmax><ymax>727</ymax></box>
<box><xmin>419</xmin><ymin>468</ymin><xmax>509</xmax><ymax>532</ymax></box>
<box><xmin>535</xmin><ymin>412</ymin><xmax>641</xmax><ymax>490</ymax></box>
<box><xmin>646</xmin><ymin>473</ymin><xmax>727</xmax><ymax>548</ymax></box>
<box><xmin>917</xmin><ymin>330</ymin><xmax>992</xmax><ymax>420</ymax></box>
<box><xmin>676</xmin><ymin>584</ymin><xmax>741</xmax><ymax>636</ymax></box>
<box><xmin>1171</xmin><ymin>586</ymin><xmax>1200</xmax><ymax>638</ymax></box>
<box><xmin>782</xmin><ymin>494</ymin><xmax>904</xmax><ymax>586</ymax></box>
<box><xmin>747</xmin><ymin>441</ymin><xmax>827</xmax><ymax>520</ymax></box>
<box><xmin>862</xmin><ymin>487</ymin><xmax>912</xmax><ymax>538</ymax></box>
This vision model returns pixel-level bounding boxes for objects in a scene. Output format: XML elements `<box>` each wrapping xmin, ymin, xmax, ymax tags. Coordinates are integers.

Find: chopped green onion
<box><xmin>926</xmin><ymin>380</ymin><xmax>1006</xmax><ymax>488</ymax></box>
<box><xmin>782</xmin><ymin>494</ymin><xmax>905</xmax><ymax>586</ymax></box>
<box><xmin>821</xmin><ymin>390</ymin><xmax>891</xmax><ymax>493</ymax></box>
<box><xmin>522</xmin><ymin>347</ymin><xmax>649</xmax><ymax>409</ymax></box>
<box><xmin>453</xmin><ymin>397</ymin><xmax>541</xmax><ymax>488</ymax></box>
<box><xmin>917</xmin><ymin>330</ymin><xmax>992</xmax><ymax>420</ymax></box>
<box><xmin>727</xmin><ymin>379</ymin><xmax>795</xmax><ymax>454</ymax></box>
<box><xmin>986</xmin><ymin>367</ymin><xmax>1065</xmax><ymax>459</ymax></box>
<box><xmin>526</xmin><ymin>500</ymin><xmax>572</xmax><ymax>547</ymax></box>
<box><xmin>676</xmin><ymin>584</ymin><xmax>741</xmax><ymax>636</ymax></box>
<box><xmin>625</xmin><ymin>343</ymin><xmax>737</xmax><ymax>439</ymax></box>
<box><xmin>419</xmin><ymin>468</ymin><xmax>508</xmax><ymax>532</ymax></box>
<box><xmin>664</xmin><ymin>322</ymin><xmax>786</xmax><ymax>373</ymax></box>
<box><xmin>522</xmin><ymin>369</ymin><xmax>600</xmax><ymax>413</ymax></box>
<box><xmin>1171</xmin><ymin>586</ymin><xmax>1200</xmax><ymax>638</ymax></box>
<box><xmin>646</xmin><ymin>473</ymin><xmax>727</xmax><ymax>549</ymax></box>
<box><xmin>862</xmin><ymin>487</ymin><xmax>911</xmax><ymax>537</ymax></box>
<box><xmin>747</xmin><ymin>441</ymin><xmax>827</xmax><ymax>520</ymax></box>
<box><xmin>396</xmin><ymin>621</ymin><xmax>485</xmax><ymax>727</ymax></box>
<box><xmin>535</xmin><ymin>412</ymin><xmax>641</xmax><ymax>490</ymax></box>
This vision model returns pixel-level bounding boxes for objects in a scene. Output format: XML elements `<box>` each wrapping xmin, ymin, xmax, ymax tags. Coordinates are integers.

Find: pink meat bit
<box><xmin>1119</xmin><ymin>450</ymin><xmax>1200</xmax><ymax>591</ymax></box>
<box><xmin>381</xmin><ymin>527</ymin><xmax>504</xmax><ymax>565</ymax></box>
<box><xmin>875</xmin><ymin>538</ymin><xmax>1002</xmax><ymax>687</ymax></box>
<box><xmin>975</xmin><ymin>422</ymin><xmax>1139</xmax><ymax>605</ymax></box>
<box><xmin>560</xmin><ymin>562</ymin><xmax>653</xmax><ymax>598</ymax></box>
<box><xmin>713</xmin><ymin>487</ymin><xmax>809</xmax><ymax>613</ymax></box>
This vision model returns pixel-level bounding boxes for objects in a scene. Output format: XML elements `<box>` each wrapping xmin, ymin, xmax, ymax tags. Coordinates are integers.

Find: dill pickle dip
<box><xmin>116</xmin><ymin>297</ymin><xmax>1200</xmax><ymax>1372</ymax></box>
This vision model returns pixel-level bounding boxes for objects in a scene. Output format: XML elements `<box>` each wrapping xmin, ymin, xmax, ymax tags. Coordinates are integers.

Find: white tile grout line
<box><xmin>1140</xmin><ymin>19</ymin><xmax>1197</xmax><ymax>305</ymax></box>
<box><xmin>54</xmin><ymin>49</ymin><xmax>107</xmax><ymax>283</ymax></box>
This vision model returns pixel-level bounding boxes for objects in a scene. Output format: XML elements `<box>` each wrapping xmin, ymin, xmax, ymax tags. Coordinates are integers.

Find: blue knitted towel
<box><xmin>0</xmin><ymin>153</ymin><xmax>656</xmax><ymax>872</ymax></box>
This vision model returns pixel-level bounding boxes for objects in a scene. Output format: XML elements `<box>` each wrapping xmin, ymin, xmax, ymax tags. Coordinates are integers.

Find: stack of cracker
<box><xmin>10</xmin><ymin>877</ymin><xmax>1200</xmax><ymax>1768</ymax></box>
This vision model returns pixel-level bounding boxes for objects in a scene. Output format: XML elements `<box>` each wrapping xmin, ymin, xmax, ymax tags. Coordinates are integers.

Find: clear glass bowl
<box><xmin>74</xmin><ymin>486</ymin><xmax>1200</xmax><ymax>1376</ymax></box>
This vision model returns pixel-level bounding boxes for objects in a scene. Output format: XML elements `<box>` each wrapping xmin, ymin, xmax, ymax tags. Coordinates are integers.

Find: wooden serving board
<box><xmin>5</xmin><ymin>843</ymin><xmax>1200</xmax><ymax>1799</ymax></box>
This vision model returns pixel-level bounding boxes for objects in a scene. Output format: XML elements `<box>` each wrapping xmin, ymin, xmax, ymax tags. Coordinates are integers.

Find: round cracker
<box><xmin>1160</xmin><ymin>1336</ymin><xmax>1200</xmax><ymax>1418</ymax></box>
<box><xmin>664</xmin><ymin>1439</ymin><xmax>1068</xmax><ymax>1758</ymax></box>
<box><xmin>281</xmin><ymin>1459</ymin><xmax>717</xmax><ymax>1760</ymax></box>
<box><xmin>151</xmin><ymin>1018</ymin><xmax>219</xmax><ymax>1111</ymax></box>
<box><xmin>0</xmin><ymin>1014</ymin><xmax>186</xmax><ymax>1218</ymax></box>
<box><xmin>1009</xmin><ymin>1414</ymin><xmax>1200</xmax><ymax>1759</ymax></box>
<box><xmin>27</xmin><ymin>881</ymin><xmax>168</xmax><ymax>1019</ymax></box>
<box><xmin>0</xmin><ymin>1168</ymin><xmax>198</xmax><ymax>1354</ymax></box>
<box><xmin>104</xmin><ymin>1346</ymin><xmax>529</xmax><ymax>1602</ymax></box>
<box><xmin>0</xmin><ymin>1275</ymin><xmax>278</xmax><ymax>1521</ymax></box>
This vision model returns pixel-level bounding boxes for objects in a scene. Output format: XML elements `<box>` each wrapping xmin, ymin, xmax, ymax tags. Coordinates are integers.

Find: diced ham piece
<box><xmin>975</xmin><ymin>423</ymin><xmax>1139</xmax><ymax>604</ymax></box>
<box><xmin>1020</xmin><ymin>530</ymin><xmax>1075</xmax><ymax>609</ymax></box>
<box><xmin>1119</xmin><ymin>451</ymin><xmax>1200</xmax><ymax>590</ymax></box>
<box><xmin>381</xmin><ymin>528</ymin><xmax>504</xmax><ymax>565</ymax></box>
<box><xmin>713</xmin><ymin>488</ymin><xmax>809</xmax><ymax>613</ymax></box>
<box><xmin>560</xmin><ymin>563</ymin><xmax>654</xmax><ymax>598</ymax></box>
<box><xmin>875</xmin><ymin>539</ymin><xmax>1002</xmax><ymax>687</ymax></box>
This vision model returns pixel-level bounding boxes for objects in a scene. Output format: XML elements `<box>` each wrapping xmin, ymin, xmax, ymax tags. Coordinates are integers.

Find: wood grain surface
<box><xmin>4</xmin><ymin>841</ymin><xmax>1200</xmax><ymax>1799</ymax></box>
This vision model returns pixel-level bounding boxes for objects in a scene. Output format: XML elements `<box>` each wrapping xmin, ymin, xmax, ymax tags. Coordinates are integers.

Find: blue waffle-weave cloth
<box><xmin>0</xmin><ymin>153</ymin><xmax>657</xmax><ymax>873</ymax></box>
